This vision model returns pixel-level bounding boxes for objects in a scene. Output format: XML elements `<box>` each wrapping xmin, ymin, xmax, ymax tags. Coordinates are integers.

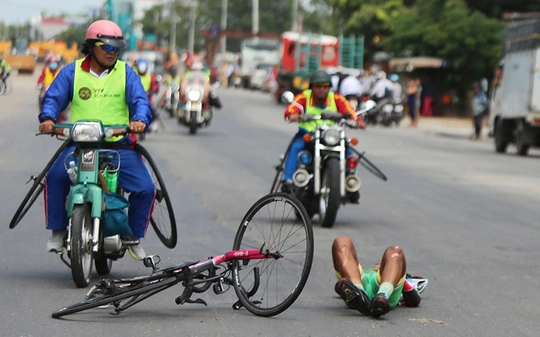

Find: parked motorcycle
<box><xmin>9</xmin><ymin>121</ymin><xmax>177</xmax><ymax>288</ymax></box>
<box><xmin>178</xmin><ymin>81</ymin><xmax>221</xmax><ymax>135</ymax></box>
<box><xmin>271</xmin><ymin>92</ymin><xmax>386</xmax><ymax>228</ymax></box>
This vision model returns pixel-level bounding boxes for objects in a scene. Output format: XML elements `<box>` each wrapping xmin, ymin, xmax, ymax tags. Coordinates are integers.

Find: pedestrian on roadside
<box><xmin>470</xmin><ymin>81</ymin><xmax>489</xmax><ymax>140</ymax></box>
<box><xmin>406</xmin><ymin>76</ymin><xmax>420</xmax><ymax>127</ymax></box>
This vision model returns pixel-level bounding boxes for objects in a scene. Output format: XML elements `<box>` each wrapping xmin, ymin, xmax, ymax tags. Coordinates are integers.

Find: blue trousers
<box><xmin>44</xmin><ymin>142</ymin><xmax>156</xmax><ymax>238</ymax></box>
<box><xmin>283</xmin><ymin>130</ymin><xmax>308</xmax><ymax>182</ymax></box>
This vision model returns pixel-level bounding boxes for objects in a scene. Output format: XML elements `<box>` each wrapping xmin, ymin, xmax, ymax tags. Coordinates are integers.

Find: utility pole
<box><xmin>252</xmin><ymin>0</ymin><xmax>259</xmax><ymax>35</ymax></box>
<box><xmin>292</xmin><ymin>0</ymin><xmax>298</xmax><ymax>31</ymax></box>
<box><xmin>170</xmin><ymin>0</ymin><xmax>177</xmax><ymax>53</ymax></box>
<box><xmin>188</xmin><ymin>0</ymin><xmax>197</xmax><ymax>54</ymax></box>
<box><xmin>220</xmin><ymin>0</ymin><xmax>228</xmax><ymax>55</ymax></box>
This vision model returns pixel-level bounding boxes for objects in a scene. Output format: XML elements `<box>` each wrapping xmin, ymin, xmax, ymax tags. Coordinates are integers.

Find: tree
<box><xmin>381</xmin><ymin>0</ymin><xmax>504</xmax><ymax>114</ymax></box>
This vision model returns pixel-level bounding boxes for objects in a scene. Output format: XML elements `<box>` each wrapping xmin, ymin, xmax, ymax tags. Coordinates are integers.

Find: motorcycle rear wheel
<box><xmin>319</xmin><ymin>157</ymin><xmax>340</xmax><ymax>228</ymax></box>
<box><xmin>70</xmin><ymin>203</ymin><xmax>94</xmax><ymax>288</ymax></box>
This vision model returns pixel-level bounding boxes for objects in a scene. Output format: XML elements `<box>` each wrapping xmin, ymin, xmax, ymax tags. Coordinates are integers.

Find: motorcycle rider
<box><xmin>180</xmin><ymin>60</ymin><xmax>221</xmax><ymax>123</ymax></box>
<box><xmin>135</xmin><ymin>59</ymin><xmax>160</xmax><ymax>134</ymax></box>
<box><xmin>158</xmin><ymin>67</ymin><xmax>181</xmax><ymax>110</ymax></box>
<box><xmin>38</xmin><ymin>19</ymin><xmax>154</xmax><ymax>261</ymax></box>
<box><xmin>281</xmin><ymin>70</ymin><xmax>366</xmax><ymax>191</ymax></box>
<box><xmin>0</xmin><ymin>53</ymin><xmax>11</xmax><ymax>87</ymax></box>
<box><xmin>370</xmin><ymin>70</ymin><xmax>393</xmax><ymax>104</ymax></box>
<box><xmin>37</xmin><ymin>56</ymin><xmax>62</xmax><ymax>111</ymax></box>
<box><xmin>331</xmin><ymin>69</ymin><xmax>363</xmax><ymax>110</ymax></box>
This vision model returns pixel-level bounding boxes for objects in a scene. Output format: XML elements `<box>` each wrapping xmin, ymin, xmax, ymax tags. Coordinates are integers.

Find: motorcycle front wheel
<box><xmin>189</xmin><ymin>111</ymin><xmax>198</xmax><ymax>134</ymax></box>
<box><xmin>319</xmin><ymin>157</ymin><xmax>340</xmax><ymax>228</ymax></box>
<box><xmin>70</xmin><ymin>203</ymin><xmax>94</xmax><ymax>288</ymax></box>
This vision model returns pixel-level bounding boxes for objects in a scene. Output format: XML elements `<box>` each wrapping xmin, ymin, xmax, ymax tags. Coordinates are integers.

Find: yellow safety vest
<box><xmin>300</xmin><ymin>90</ymin><xmax>338</xmax><ymax>132</ymax></box>
<box><xmin>71</xmin><ymin>59</ymin><xmax>129</xmax><ymax>141</ymax></box>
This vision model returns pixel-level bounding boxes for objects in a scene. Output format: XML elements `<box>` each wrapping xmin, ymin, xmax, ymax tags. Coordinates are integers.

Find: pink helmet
<box><xmin>85</xmin><ymin>20</ymin><xmax>126</xmax><ymax>49</ymax></box>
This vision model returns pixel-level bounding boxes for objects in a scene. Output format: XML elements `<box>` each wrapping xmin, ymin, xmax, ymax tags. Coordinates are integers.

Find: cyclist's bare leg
<box><xmin>332</xmin><ymin>236</ymin><xmax>361</xmax><ymax>284</ymax></box>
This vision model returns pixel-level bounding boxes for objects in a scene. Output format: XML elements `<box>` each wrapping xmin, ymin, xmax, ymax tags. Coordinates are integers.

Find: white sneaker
<box><xmin>128</xmin><ymin>242</ymin><xmax>146</xmax><ymax>261</ymax></box>
<box><xmin>46</xmin><ymin>229</ymin><xmax>67</xmax><ymax>252</ymax></box>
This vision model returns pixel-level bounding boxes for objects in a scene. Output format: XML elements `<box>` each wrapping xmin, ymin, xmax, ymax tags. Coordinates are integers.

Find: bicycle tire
<box><xmin>351</xmin><ymin>148</ymin><xmax>388</xmax><ymax>181</ymax></box>
<box><xmin>51</xmin><ymin>276</ymin><xmax>178</xmax><ymax>318</ymax></box>
<box><xmin>10</xmin><ymin>139</ymin><xmax>71</xmax><ymax>229</ymax></box>
<box><xmin>134</xmin><ymin>143</ymin><xmax>177</xmax><ymax>248</ymax></box>
<box><xmin>232</xmin><ymin>192</ymin><xmax>314</xmax><ymax>317</ymax></box>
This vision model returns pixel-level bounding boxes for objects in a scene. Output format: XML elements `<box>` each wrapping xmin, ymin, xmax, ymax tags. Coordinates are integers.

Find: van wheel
<box><xmin>514</xmin><ymin>119</ymin><xmax>530</xmax><ymax>156</ymax></box>
<box><xmin>494</xmin><ymin>118</ymin><xmax>508</xmax><ymax>153</ymax></box>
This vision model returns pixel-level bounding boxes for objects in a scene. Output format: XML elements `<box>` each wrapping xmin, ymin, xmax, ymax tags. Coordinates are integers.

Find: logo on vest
<box><xmin>78</xmin><ymin>87</ymin><xmax>92</xmax><ymax>100</ymax></box>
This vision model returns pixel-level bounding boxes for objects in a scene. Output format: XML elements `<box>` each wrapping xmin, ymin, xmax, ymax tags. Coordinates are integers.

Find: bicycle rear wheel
<box><xmin>232</xmin><ymin>192</ymin><xmax>313</xmax><ymax>317</ymax></box>
<box><xmin>134</xmin><ymin>143</ymin><xmax>177</xmax><ymax>248</ymax></box>
<box><xmin>51</xmin><ymin>275</ymin><xmax>178</xmax><ymax>318</ymax></box>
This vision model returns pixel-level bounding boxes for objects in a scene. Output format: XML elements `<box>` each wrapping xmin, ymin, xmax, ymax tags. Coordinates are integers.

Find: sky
<box><xmin>1</xmin><ymin>0</ymin><xmax>104</xmax><ymax>25</ymax></box>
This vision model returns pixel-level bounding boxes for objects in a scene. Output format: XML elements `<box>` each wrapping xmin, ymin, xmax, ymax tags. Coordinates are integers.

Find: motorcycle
<box><xmin>379</xmin><ymin>98</ymin><xmax>404</xmax><ymax>127</ymax></box>
<box><xmin>271</xmin><ymin>92</ymin><xmax>386</xmax><ymax>228</ymax></box>
<box><xmin>178</xmin><ymin>81</ymin><xmax>220</xmax><ymax>135</ymax></box>
<box><xmin>10</xmin><ymin>120</ymin><xmax>177</xmax><ymax>288</ymax></box>
<box><xmin>159</xmin><ymin>81</ymin><xmax>180</xmax><ymax>118</ymax></box>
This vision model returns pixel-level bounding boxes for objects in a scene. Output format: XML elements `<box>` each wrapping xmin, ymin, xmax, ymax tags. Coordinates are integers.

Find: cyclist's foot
<box><xmin>128</xmin><ymin>241</ymin><xmax>146</xmax><ymax>261</ymax></box>
<box><xmin>46</xmin><ymin>229</ymin><xmax>67</xmax><ymax>252</ymax></box>
<box><xmin>371</xmin><ymin>293</ymin><xmax>390</xmax><ymax>318</ymax></box>
<box><xmin>335</xmin><ymin>278</ymin><xmax>371</xmax><ymax>316</ymax></box>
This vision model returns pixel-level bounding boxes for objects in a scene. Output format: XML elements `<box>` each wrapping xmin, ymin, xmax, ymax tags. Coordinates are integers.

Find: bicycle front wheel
<box><xmin>232</xmin><ymin>192</ymin><xmax>314</xmax><ymax>317</ymax></box>
<box><xmin>10</xmin><ymin>140</ymin><xmax>71</xmax><ymax>229</ymax></box>
<box><xmin>51</xmin><ymin>276</ymin><xmax>178</xmax><ymax>318</ymax></box>
<box><xmin>134</xmin><ymin>143</ymin><xmax>177</xmax><ymax>248</ymax></box>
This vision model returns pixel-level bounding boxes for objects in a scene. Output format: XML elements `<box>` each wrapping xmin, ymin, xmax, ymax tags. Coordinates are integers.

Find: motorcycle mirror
<box><xmin>282</xmin><ymin>91</ymin><xmax>295</xmax><ymax>103</ymax></box>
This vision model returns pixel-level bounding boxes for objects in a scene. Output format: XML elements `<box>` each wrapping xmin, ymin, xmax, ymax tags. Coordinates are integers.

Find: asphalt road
<box><xmin>1</xmin><ymin>71</ymin><xmax>539</xmax><ymax>337</ymax></box>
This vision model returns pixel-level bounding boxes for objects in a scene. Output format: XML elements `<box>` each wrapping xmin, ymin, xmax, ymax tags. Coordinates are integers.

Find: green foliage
<box><xmin>381</xmin><ymin>0</ymin><xmax>504</xmax><ymax>91</ymax></box>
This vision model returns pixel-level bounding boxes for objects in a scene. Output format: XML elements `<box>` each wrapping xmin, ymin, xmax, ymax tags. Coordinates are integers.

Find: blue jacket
<box><xmin>38</xmin><ymin>57</ymin><xmax>152</xmax><ymax>127</ymax></box>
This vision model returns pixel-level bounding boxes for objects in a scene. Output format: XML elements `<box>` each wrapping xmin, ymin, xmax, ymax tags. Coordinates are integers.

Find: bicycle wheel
<box><xmin>134</xmin><ymin>143</ymin><xmax>177</xmax><ymax>248</ymax></box>
<box><xmin>51</xmin><ymin>275</ymin><xmax>178</xmax><ymax>318</ymax></box>
<box><xmin>232</xmin><ymin>192</ymin><xmax>314</xmax><ymax>317</ymax></box>
<box><xmin>10</xmin><ymin>139</ymin><xmax>71</xmax><ymax>229</ymax></box>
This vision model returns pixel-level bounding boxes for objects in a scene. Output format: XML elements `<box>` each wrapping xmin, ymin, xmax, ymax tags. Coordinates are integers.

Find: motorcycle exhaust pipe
<box><xmin>293</xmin><ymin>168</ymin><xmax>311</xmax><ymax>188</ymax></box>
<box><xmin>345</xmin><ymin>174</ymin><xmax>362</xmax><ymax>192</ymax></box>
<box><xmin>103</xmin><ymin>235</ymin><xmax>122</xmax><ymax>254</ymax></box>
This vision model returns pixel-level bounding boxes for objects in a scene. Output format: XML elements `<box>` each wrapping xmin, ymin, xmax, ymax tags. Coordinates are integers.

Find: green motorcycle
<box><xmin>10</xmin><ymin>120</ymin><xmax>177</xmax><ymax>288</ymax></box>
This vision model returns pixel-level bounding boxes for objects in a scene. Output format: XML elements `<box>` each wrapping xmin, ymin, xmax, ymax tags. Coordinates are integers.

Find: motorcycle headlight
<box><xmin>297</xmin><ymin>150</ymin><xmax>312</xmax><ymax>165</ymax></box>
<box><xmin>71</xmin><ymin>122</ymin><xmax>104</xmax><ymax>142</ymax></box>
<box><xmin>188</xmin><ymin>89</ymin><xmax>201</xmax><ymax>101</ymax></box>
<box><xmin>322</xmin><ymin>128</ymin><xmax>340</xmax><ymax>146</ymax></box>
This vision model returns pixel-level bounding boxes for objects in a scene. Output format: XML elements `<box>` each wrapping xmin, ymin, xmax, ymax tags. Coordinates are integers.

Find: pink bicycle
<box><xmin>52</xmin><ymin>192</ymin><xmax>314</xmax><ymax>318</ymax></box>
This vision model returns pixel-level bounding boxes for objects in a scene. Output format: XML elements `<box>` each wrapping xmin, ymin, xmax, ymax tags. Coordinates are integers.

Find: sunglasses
<box><xmin>95</xmin><ymin>42</ymin><xmax>120</xmax><ymax>53</ymax></box>
<box><xmin>313</xmin><ymin>83</ymin><xmax>331</xmax><ymax>89</ymax></box>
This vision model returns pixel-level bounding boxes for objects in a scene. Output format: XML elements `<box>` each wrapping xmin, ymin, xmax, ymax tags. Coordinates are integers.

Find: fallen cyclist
<box><xmin>332</xmin><ymin>236</ymin><xmax>424</xmax><ymax>318</ymax></box>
